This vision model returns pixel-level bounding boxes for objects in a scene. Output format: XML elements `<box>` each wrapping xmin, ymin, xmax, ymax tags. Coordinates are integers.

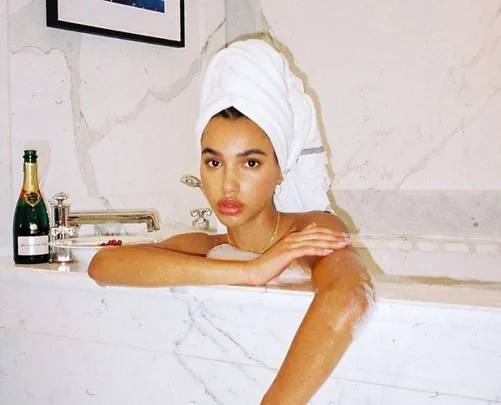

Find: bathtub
<box><xmin>0</xmin><ymin>225</ymin><xmax>500</xmax><ymax>405</ymax></box>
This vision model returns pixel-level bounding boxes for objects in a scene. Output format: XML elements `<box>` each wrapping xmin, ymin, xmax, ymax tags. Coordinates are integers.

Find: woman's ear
<box><xmin>277</xmin><ymin>172</ymin><xmax>284</xmax><ymax>184</ymax></box>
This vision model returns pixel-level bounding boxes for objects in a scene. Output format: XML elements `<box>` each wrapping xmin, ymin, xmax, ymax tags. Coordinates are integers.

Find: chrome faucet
<box><xmin>181</xmin><ymin>174</ymin><xmax>212</xmax><ymax>231</ymax></box>
<box><xmin>50</xmin><ymin>193</ymin><xmax>160</xmax><ymax>239</ymax></box>
<box><xmin>180</xmin><ymin>174</ymin><xmax>203</xmax><ymax>189</ymax></box>
<box><xmin>48</xmin><ymin>192</ymin><xmax>161</xmax><ymax>263</ymax></box>
<box><xmin>49</xmin><ymin>192</ymin><xmax>76</xmax><ymax>263</ymax></box>
<box><xmin>68</xmin><ymin>210</ymin><xmax>161</xmax><ymax>233</ymax></box>
<box><xmin>191</xmin><ymin>208</ymin><xmax>212</xmax><ymax>230</ymax></box>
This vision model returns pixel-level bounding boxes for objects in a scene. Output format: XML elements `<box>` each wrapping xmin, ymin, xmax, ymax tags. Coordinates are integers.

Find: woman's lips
<box><xmin>216</xmin><ymin>199</ymin><xmax>245</xmax><ymax>215</ymax></box>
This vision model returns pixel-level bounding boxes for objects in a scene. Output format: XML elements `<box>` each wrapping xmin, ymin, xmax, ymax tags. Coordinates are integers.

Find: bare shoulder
<box><xmin>294</xmin><ymin>210</ymin><xmax>348</xmax><ymax>233</ymax></box>
<box><xmin>155</xmin><ymin>232</ymin><xmax>221</xmax><ymax>257</ymax></box>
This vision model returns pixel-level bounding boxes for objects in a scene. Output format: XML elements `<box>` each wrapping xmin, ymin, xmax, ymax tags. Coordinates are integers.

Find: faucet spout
<box><xmin>68</xmin><ymin>210</ymin><xmax>161</xmax><ymax>233</ymax></box>
<box><xmin>180</xmin><ymin>174</ymin><xmax>203</xmax><ymax>189</ymax></box>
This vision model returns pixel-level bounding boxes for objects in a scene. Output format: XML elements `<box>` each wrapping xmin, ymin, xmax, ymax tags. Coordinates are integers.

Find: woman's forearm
<box><xmin>261</xmin><ymin>251</ymin><xmax>374</xmax><ymax>404</ymax></box>
<box><xmin>88</xmin><ymin>245</ymin><xmax>249</xmax><ymax>287</ymax></box>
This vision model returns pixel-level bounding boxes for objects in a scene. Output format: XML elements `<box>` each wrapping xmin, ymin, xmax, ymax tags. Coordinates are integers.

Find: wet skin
<box><xmin>88</xmin><ymin>116</ymin><xmax>374</xmax><ymax>405</ymax></box>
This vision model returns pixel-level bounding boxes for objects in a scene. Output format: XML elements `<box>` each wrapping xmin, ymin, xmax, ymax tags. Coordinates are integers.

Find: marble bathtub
<box><xmin>1</xmin><ymin>228</ymin><xmax>500</xmax><ymax>405</ymax></box>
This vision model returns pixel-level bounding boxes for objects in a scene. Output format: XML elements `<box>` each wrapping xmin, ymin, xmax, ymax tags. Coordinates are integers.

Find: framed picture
<box><xmin>46</xmin><ymin>0</ymin><xmax>185</xmax><ymax>47</ymax></box>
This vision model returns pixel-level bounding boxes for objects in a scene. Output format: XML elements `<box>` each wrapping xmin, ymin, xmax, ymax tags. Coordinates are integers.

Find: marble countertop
<box><xmin>1</xmin><ymin>256</ymin><xmax>501</xmax><ymax>310</ymax></box>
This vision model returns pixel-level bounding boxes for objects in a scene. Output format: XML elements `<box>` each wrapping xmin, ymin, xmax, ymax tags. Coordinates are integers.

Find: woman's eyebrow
<box><xmin>237</xmin><ymin>149</ymin><xmax>267</xmax><ymax>157</ymax></box>
<box><xmin>201</xmin><ymin>148</ymin><xmax>268</xmax><ymax>157</ymax></box>
<box><xmin>201</xmin><ymin>147</ymin><xmax>221</xmax><ymax>156</ymax></box>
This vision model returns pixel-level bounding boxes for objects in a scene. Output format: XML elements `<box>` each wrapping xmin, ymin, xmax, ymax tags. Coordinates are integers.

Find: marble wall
<box><xmin>1</xmin><ymin>0</ymin><xmax>500</xmax><ymax>253</ymax></box>
<box><xmin>0</xmin><ymin>0</ymin><xmax>227</xmax><ymax>251</ymax></box>
<box><xmin>0</xmin><ymin>0</ymin><xmax>12</xmax><ymax>248</ymax></box>
<box><xmin>260</xmin><ymin>0</ymin><xmax>501</xmax><ymax>191</ymax></box>
<box><xmin>257</xmin><ymin>0</ymin><xmax>501</xmax><ymax>238</ymax></box>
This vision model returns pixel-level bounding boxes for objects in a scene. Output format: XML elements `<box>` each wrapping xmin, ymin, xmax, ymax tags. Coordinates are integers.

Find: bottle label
<box><xmin>20</xmin><ymin>189</ymin><xmax>41</xmax><ymax>207</ymax></box>
<box><xmin>21</xmin><ymin>162</ymin><xmax>41</xmax><ymax>207</ymax></box>
<box><xmin>17</xmin><ymin>235</ymin><xmax>49</xmax><ymax>256</ymax></box>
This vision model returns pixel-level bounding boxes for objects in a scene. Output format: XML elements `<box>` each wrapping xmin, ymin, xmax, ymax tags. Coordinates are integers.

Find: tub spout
<box><xmin>68</xmin><ymin>210</ymin><xmax>161</xmax><ymax>233</ymax></box>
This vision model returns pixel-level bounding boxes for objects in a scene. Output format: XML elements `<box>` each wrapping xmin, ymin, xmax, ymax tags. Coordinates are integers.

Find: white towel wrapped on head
<box><xmin>196</xmin><ymin>39</ymin><xmax>332</xmax><ymax>215</ymax></box>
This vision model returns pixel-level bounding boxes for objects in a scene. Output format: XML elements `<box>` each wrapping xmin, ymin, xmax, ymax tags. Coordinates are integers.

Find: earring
<box><xmin>276</xmin><ymin>183</ymin><xmax>282</xmax><ymax>194</ymax></box>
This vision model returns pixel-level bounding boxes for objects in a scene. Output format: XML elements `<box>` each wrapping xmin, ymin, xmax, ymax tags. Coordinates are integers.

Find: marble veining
<box><xmin>261</xmin><ymin>0</ymin><xmax>501</xmax><ymax>191</ymax></box>
<box><xmin>1</xmin><ymin>265</ymin><xmax>501</xmax><ymax>404</ymax></box>
<box><xmin>1</xmin><ymin>0</ymin><xmax>500</xmax><ymax>252</ymax></box>
<box><xmin>1</xmin><ymin>0</ymin><xmax>227</xmax><ymax>249</ymax></box>
<box><xmin>0</xmin><ymin>0</ymin><xmax>12</xmax><ymax>247</ymax></box>
<box><xmin>2</xmin><ymin>2</ymin><xmax>501</xmax><ymax>404</ymax></box>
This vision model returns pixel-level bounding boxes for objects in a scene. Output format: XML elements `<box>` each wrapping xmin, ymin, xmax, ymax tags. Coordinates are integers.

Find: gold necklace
<box><xmin>227</xmin><ymin>212</ymin><xmax>281</xmax><ymax>254</ymax></box>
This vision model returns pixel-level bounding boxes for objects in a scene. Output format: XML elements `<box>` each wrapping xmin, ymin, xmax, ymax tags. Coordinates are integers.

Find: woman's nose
<box><xmin>222</xmin><ymin>168</ymin><xmax>239</xmax><ymax>195</ymax></box>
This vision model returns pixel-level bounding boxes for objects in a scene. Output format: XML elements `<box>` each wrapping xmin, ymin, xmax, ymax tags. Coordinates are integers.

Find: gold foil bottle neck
<box><xmin>21</xmin><ymin>162</ymin><xmax>41</xmax><ymax>207</ymax></box>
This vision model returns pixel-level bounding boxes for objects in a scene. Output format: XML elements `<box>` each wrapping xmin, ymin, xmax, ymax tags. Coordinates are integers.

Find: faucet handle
<box><xmin>49</xmin><ymin>225</ymin><xmax>76</xmax><ymax>264</ymax></box>
<box><xmin>50</xmin><ymin>226</ymin><xmax>76</xmax><ymax>238</ymax></box>
<box><xmin>190</xmin><ymin>208</ymin><xmax>212</xmax><ymax>230</ymax></box>
<box><xmin>53</xmin><ymin>192</ymin><xmax>69</xmax><ymax>205</ymax></box>
<box><xmin>51</xmin><ymin>192</ymin><xmax>71</xmax><ymax>228</ymax></box>
<box><xmin>190</xmin><ymin>208</ymin><xmax>212</xmax><ymax>218</ymax></box>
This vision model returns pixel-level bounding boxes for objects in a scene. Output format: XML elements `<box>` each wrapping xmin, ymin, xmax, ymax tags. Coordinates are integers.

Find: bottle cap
<box><xmin>23</xmin><ymin>150</ymin><xmax>38</xmax><ymax>162</ymax></box>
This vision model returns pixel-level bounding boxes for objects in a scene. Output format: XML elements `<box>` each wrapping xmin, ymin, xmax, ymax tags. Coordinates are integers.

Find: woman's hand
<box><xmin>245</xmin><ymin>223</ymin><xmax>351</xmax><ymax>286</ymax></box>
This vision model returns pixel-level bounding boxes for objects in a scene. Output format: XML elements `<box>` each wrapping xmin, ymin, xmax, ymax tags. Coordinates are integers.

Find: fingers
<box><xmin>281</xmin><ymin>238</ymin><xmax>349</xmax><ymax>264</ymax></box>
<box><xmin>300</xmin><ymin>224</ymin><xmax>348</xmax><ymax>237</ymax></box>
<box><xmin>276</xmin><ymin>224</ymin><xmax>351</xmax><ymax>257</ymax></box>
<box><xmin>290</xmin><ymin>238</ymin><xmax>350</xmax><ymax>252</ymax></box>
<box><xmin>288</xmin><ymin>224</ymin><xmax>351</xmax><ymax>245</ymax></box>
<box><xmin>295</xmin><ymin>232</ymin><xmax>349</xmax><ymax>244</ymax></box>
<box><xmin>288</xmin><ymin>246</ymin><xmax>334</xmax><ymax>261</ymax></box>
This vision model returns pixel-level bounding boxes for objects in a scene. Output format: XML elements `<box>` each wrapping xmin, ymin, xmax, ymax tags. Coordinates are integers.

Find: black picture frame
<box><xmin>46</xmin><ymin>0</ymin><xmax>185</xmax><ymax>48</ymax></box>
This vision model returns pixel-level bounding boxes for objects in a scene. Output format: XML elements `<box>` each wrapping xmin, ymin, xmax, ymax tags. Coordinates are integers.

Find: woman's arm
<box><xmin>88</xmin><ymin>232</ymin><xmax>250</xmax><ymax>287</ymax></box>
<box><xmin>88</xmin><ymin>227</ymin><xmax>347</xmax><ymax>288</ymax></box>
<box><xmin>261</xmin><ymin>212</ymin><xmax>375</xmax><ymax>405</ymax></box>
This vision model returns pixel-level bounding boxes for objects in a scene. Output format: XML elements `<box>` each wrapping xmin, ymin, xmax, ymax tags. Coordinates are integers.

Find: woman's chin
<box><xmin>214</xmin><ymin>212</ymin><xmax>246</xmax><ymax>228</ymax></box>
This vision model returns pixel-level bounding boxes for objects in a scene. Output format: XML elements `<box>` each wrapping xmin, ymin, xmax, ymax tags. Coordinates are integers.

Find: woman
<box><xmin>89</xmin><ymin>39</ymin><xmax>374</xmax><ymax>405</ymax></box>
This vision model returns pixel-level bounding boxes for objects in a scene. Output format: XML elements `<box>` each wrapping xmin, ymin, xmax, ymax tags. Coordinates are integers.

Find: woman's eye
<box><xmin>206</xmin><ymin>160</ymin><xmax>221</xmax><ymax>168</ymax></box>
<box><xmin>244</xmin><ymin>160</ymin><xmax>260</xmax><ymax>168</ymax></box>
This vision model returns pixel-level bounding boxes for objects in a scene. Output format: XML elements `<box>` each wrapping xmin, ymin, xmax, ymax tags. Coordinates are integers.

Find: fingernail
<box><xmin>323</xmin><ymin>249</ymin><xmax>333</xmax><ymax>254</ymax></box>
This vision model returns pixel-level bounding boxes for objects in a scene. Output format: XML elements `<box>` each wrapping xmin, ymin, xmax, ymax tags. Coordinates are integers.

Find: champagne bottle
<box><xmin>12</xmin><ymin>150</ymin><xmax>50</xmax><ymax>264</ymax></box>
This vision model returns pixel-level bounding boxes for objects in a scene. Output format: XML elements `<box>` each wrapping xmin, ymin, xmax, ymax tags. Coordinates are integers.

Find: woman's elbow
<box><xmin>320</xmin><ymin>275</ymin><xmax>376</xmax><ymax>335</ymax></box>
<box><xmin>351</xmin><ymin>276</ymin><xmax>376</xmax><ymax>318</ymax></box>
<box><xmin>88</xmin><ymin>250</ymin><xmax>111</xmax><ymax>284</ymax></box>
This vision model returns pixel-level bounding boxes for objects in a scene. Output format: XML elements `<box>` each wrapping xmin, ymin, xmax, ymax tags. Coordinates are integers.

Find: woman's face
<box><xmin>200</xmin><ymin>116</ymin><xmax>282</xmax><ymax>227</ymax></box>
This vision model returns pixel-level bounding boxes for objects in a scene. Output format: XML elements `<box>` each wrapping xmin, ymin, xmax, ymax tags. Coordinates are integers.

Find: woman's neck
<box><xmin>227</xmin><ymin>208</ymin><xmax>280</xmax><ymax>254</ymax></box>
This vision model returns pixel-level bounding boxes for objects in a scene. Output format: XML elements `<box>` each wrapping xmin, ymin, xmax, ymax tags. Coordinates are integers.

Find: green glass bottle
<box><xmin>12</xmin><ymin>150</ymin><xmax>50</xmax><ymax>264</ymax></box>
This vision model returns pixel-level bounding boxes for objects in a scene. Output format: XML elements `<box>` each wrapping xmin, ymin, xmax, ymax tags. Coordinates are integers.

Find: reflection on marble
<box><xmin>332</xmin><ymin>190</ymin><xmax>501</xmax><ymax>238</ymax></box>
